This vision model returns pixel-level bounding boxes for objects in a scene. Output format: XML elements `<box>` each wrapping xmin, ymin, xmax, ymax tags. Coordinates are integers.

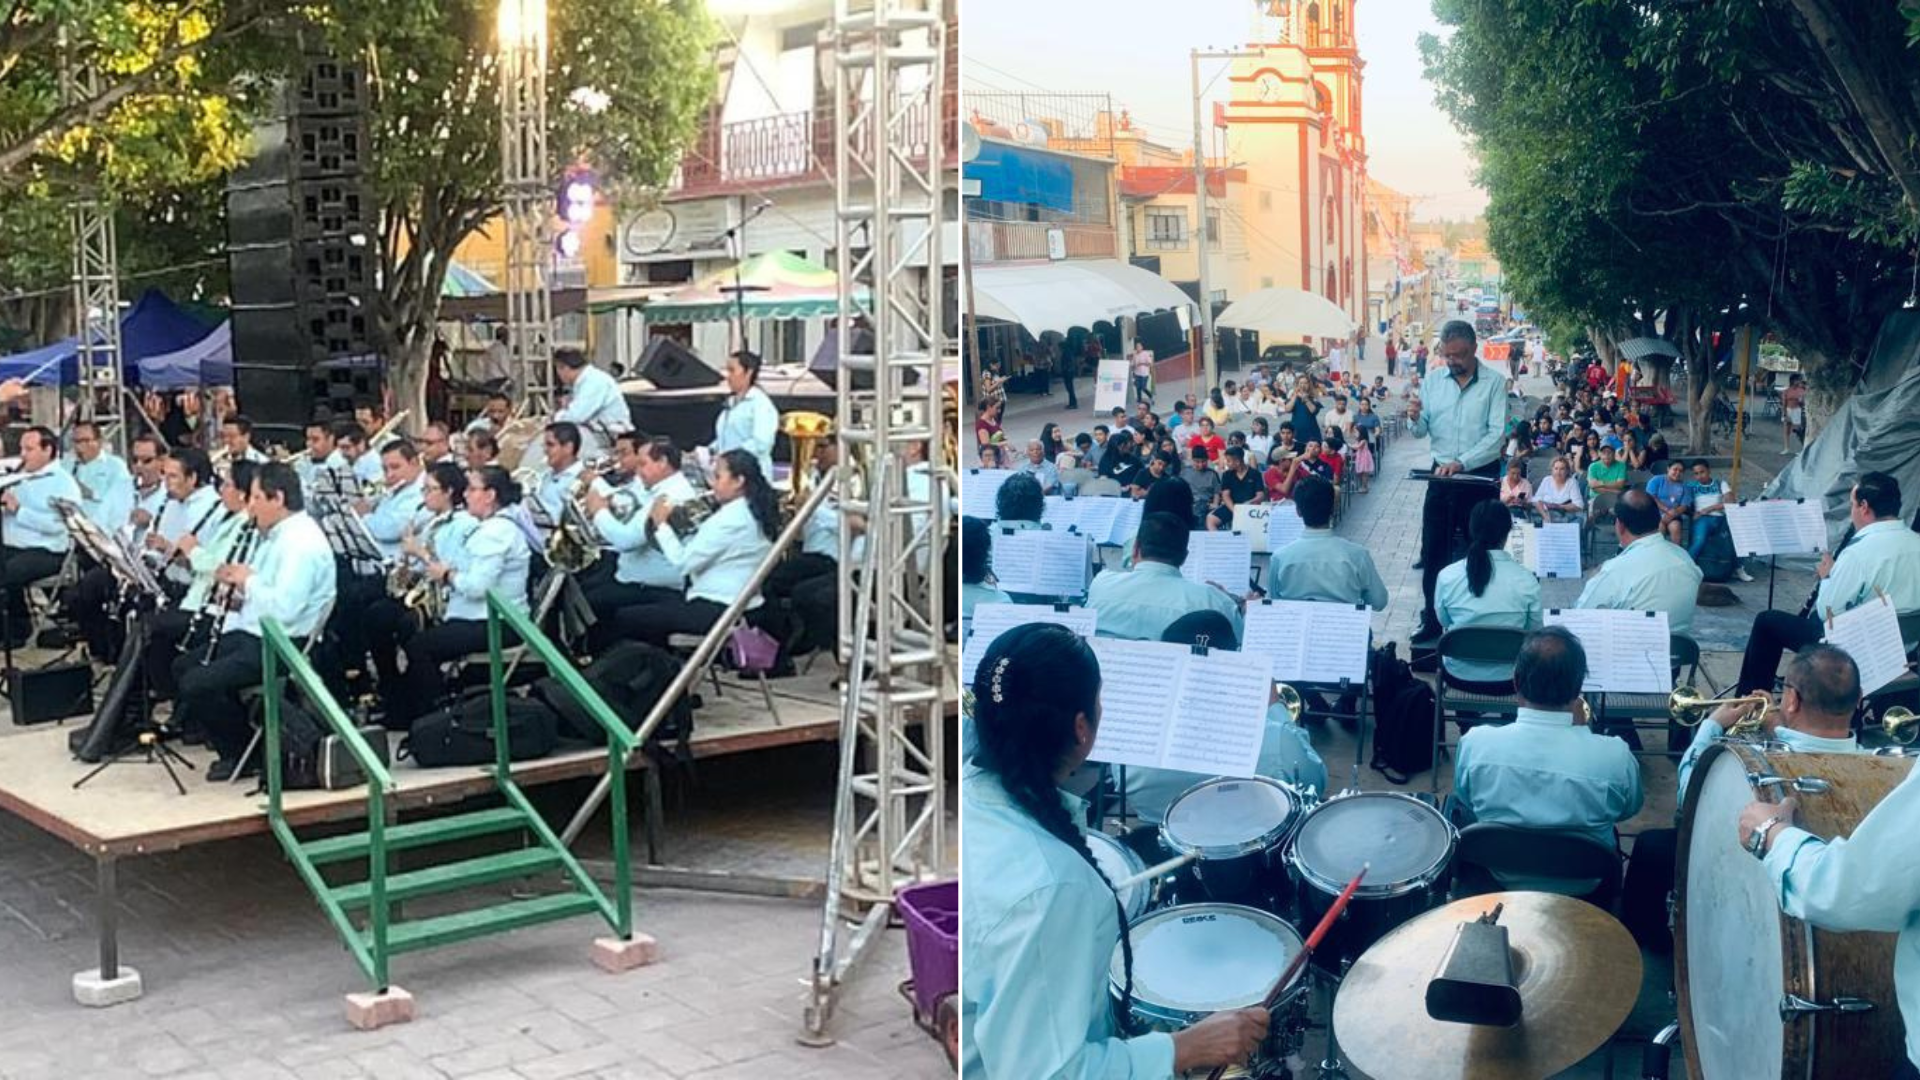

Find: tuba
<box><xmin>780</xmin><ymin>411</ymin><xmax>836</xmax><ymax>514</ymax></box>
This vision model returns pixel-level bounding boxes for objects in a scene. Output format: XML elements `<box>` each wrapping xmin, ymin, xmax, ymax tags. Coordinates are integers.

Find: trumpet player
<box><xmin>336</xmin><ymin>422</ymin><xmax>384</xmax><ymax>488</ymax></box>
<box><xmin>355</xmin><ymin>440</ymin><xmax>427</xmax><ymax>559</ymax></box>
<box><xmin>363</xmin><ymin>461</ymin><xmax>475</xmax><ymax>712</ymax></box>
<box><xmin>580</xmin><ymin>434</ymin><xmax>695</xmax><ymax>649</ymax></box>
<box><xmin>379</xmin><ymin>465</ymin><xmax>532</xmax><ymax>728</ymax></box>
<box><xmin>173</xmin><ymin>462</ymin><xmax>336</xmax><ymax>782</ymax></box>
<box><xmin>533</xmin><ymin>422</ymin><xmax>587</xmax><ymax>526</ymax></box>
<box><xmin>219</xmin><ymin>414</ymin><xmax>269</xmax><ymax>466</ymax></box>
<box><xmin>465</xmin><ymin>392</ymin><xmax>513</xmax><ymax>436</ymax></box>
<box><xmin>0</xmin><ymin>427</ymin><xmax>82</xmax><ymax>648</ymax></box>
<box><xmin>294</xmin><ymin>419</ymin><xmax>348</xmax><ymax>495</ymax></box>
<box><xmin>553</xmin><ymin>347</ymin><xmax>633</xmax><ymax>460</ymax></box>
<box><xmin>614</xmin><ymin>449</ymin><xmax>776</xmax><ymax>645</ymax></box>
<box><xmin>145</xmin><ymin>461</ymin><xmax>256</xmax><ymax>703</ymax></box>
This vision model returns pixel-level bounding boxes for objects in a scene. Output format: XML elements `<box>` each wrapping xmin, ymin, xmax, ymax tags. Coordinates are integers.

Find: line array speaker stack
<box><xmin>226</xmin><ymin>55</ymin><xmax>382</xmax><ymax>450</ymax></box>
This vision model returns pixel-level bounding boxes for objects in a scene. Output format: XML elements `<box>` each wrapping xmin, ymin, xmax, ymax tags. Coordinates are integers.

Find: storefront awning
<box><xmin>971</xmin><ymin>259</ymin><xmax>1193</xmax><ymax>336</ymax></box>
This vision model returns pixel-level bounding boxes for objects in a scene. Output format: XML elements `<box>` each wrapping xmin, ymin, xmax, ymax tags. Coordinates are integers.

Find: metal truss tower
<box><xmin>498</xmin><ymin>0</ymin><xmax>555</xmax><ymax>415</ymax></box>
<box><xmin>61</xmin><ymin>33</ymin><xmax>127</xmax><ymax>457</ymax></box>
<box><xmin>805</xmin><ymin>0</ymin><xmax>953</xmax><ymax>1044</ymax></box>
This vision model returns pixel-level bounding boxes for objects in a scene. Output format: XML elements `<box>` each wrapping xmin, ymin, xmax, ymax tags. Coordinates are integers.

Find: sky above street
<box><xmin>961</xmin><ymin>0</ymin><xmax>1489</xmax><ymax>220</ymax></box>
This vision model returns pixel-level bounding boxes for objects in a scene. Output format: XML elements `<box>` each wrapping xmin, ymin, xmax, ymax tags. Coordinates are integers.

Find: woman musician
<box><xmin>613</xmin><ymin>449</ymin><xmax>775</xmax><ymax>645</ymax></box>
<box><xmin>145</xmin><ymin>460</ymin><xmax>257</xmax><ymax>707</ymax></box>
<box><xmin>379</xmin><ymin>465</ymin><xmax>531</xmax><ymax>728</ymax></box>
<box><xmin>362</xmin><ymin>462</ymin><xmax>476</xmax><ymax>720</ymax></box>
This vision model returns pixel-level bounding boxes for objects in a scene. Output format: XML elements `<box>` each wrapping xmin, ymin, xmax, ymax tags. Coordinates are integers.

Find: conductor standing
<box><xmin>1411</xmin><ymin>321</ymin><xmax>1510</xmax><ymax>642</ymax></box>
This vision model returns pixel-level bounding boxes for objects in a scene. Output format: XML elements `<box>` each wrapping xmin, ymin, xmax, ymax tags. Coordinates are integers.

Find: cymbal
<box><xmin>1332</xmin><ymin>891</ymin><xmax>1642</xmax><ymax>1080</ymax></box>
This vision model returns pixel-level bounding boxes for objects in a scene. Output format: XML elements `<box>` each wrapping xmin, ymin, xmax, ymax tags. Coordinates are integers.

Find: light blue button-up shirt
<box><xmin>962</xmin><ymin>581</ymin><xmax>1012</xmax><ymax>623</ymax></box>
<box><xmin>446</xmin><ymin>513</ymin><xmax>531</xmax><ymax>621</ymax></box>
<box><xmin>1763</xmin><ymin>757</ymin><xmax>1920</xmax><ymax>1068</ymax></box>
<box><xmin>1436</xmin><ymin>551</ymin><xmax>1542</xmax><ymax>682</ymax></box>
<box><xmin>1125</xmin><ymin>701</ymin><xmax>1328</xmax><ymax>824</ymax></box>
<box><xmin>713</xmin><ymin>385</ymin><xmax>780</xmax><ymax>481</ymax></box>
<box><xmin>1574</xmin><ymin>532</ymin><xmax>1703</xmax><ymax>636</ymax></box>
<box><xmin>534</xmin><ymin>461</ymin><xmax>584</xmax><ymax>528</ymax></box>
<box><xmin>5</xmin><ymin>463</ymin><xmax>83</xmax><ymax>553</ymax></box>
<box><xmin>362</xmin><ymin>475</ymin><xmax>425</xmax><ymax>559</ymax></box>
<box><xmin>66</xmin><ymin>451</ymin><xmax>133</xmax><ymax>534</ymax></box>
<box><xmin>1086</xmin><ymin>559</ymin><xmax>1243</xmax><ymax>641</ymax></box>
<box><xmin>1816</xmin><ymin>518</ymin><xmax>1920</xmax><ymax>618</ymax></box>
<box><xmin>1267</xmin><ymin>528</ymin><xmax>1388</xmax><ymax>610</ymax></box>
<box><xmin>961</xmin><ymin>765</ymin><xmax>1177</xmax><ymax>1079</ymax></box>
<box><xmin>1409</xmin><ymin>361</ymin><xmax>1509</xmax><ymax>471</ymax></box>
<box><xmin>351</xmin><ymin>451</ymin><xmax>382</xmax><ymax>487</ymax></box>
<box><xmin>556</xmin><ymin>365</ymin><xmax>634</xmax><ymax>456</ymax></box>
<box><xmin>1676</xmin><ymin>720</ymin><xmax>1861</xmax><ymax>810</ymax></box>
<box><xmin>1453</xmin><ymin>707</ymin><xmax>1643</xmax><ymax>853</ymax></box>
<box><xmin>182</xmin><ymin>508</ymin><xmax>246</xmax><ymax>614</ymax></box>
<box><xmin>593</xmin><ymin>472</ymin><xmax>694</xmax><ymax>588</ymax></box>
<box><xmin>231</xmin><ymin>511</ymin><xmax>338</xmax><ymax>640</ymax></box>
<box><xmin>126</xmin><ymin>481</ymin><xmax>165</xmax><ymax>540</ymax></box>
<box><xmin>655</xmin><ymin>496</ymin><xmax>772</xmax><ymax>608</ymax></box>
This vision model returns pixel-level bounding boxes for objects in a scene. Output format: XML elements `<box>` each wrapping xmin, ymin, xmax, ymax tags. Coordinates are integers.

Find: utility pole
<box><xmin>1191</xmin><ymin>47</ymin><xmax>1258</xmax><ymax>391</ymax></box>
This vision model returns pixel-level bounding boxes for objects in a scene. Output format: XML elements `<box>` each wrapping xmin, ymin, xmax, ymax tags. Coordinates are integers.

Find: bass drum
<box><xmin>1677</xmin><ymin>742</ymin><xmax>1911</xmax><ymax>1079</ymax></box>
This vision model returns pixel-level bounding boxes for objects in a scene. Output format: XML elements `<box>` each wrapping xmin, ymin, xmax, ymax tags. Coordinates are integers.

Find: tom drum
<box><xmin>1288</xmin><ymin>791</ymin><xmax>1456</xmax><ymax>967</ymax></box>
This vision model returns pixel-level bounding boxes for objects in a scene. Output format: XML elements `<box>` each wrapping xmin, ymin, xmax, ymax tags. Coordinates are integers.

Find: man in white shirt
<box><xmin>148</xmin><ymin>448</ymin><xmax>224</xmax><ymax>600</ymax></box>
<box><xmin>418</xmin><ymin>422</ymin><xmax>458</xmax><ymax>468</ymax></box>
<box><xmin>1087</xmin><ymin>512</ymin><xmax>1244</xmax><ymax>641</ymax></box>
<box><xmin>479</xmin><ymin>325</ymin><xmax>513</xmax><ymax>388</ymax></box>
<box><xmin>1</xmin><ymin>426</ymin><xmax>83</xmax><ymax>647</ymax></box>
<box><xmin>335</xmin><ymin>422</ymin><xmax>384</xmax><ymax>488</ymax></box>
<box><xmin>533</xmin><ymin>421</ymin><xmax>587</xmax><ymax>530</ymax></box>
<box><xmin>1575</xmin><ymin>488</ymin><xmax>1702</xmax><ymax>636</ymax></box>
<box><xmin>1017</xmin><ymin>440</ymin><xmax>1061</xmax><ymax>494</ymax></box>
<box><xmin>357</xmin><ymin>439</ymin><xmax>427</xmax><ymax>561</ymax></box>
<box><xmin>581</xmin><ymin>433</ymin><xmax>695</xmax><ymax>645</ymax></box>
<box><xmin>295</xmin><ymin>419</ymin><xmax>351</xmax><ymax>498</ymax></box>
<box><xmin>175</xmin><ymin>462</ymin><xmax>337</xmax><ymax>781</ymax></box>
<box><xmin>553</xmin><ymin>347</ymin><xmax>633</xmax><ymax>460</ymax></box>
<box><xmin>220</xmin><ymin>414</ymin><xmax>270</xmax><ymax>465</ymax></box>
<box><xmin>124</xmin><ymin>433</ymin><xmax>168</xmax><ymax>547</ymax></box>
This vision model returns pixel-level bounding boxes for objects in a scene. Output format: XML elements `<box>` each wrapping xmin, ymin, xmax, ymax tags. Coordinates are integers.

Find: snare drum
<box><xmin>1676</xmin><ymin>742</ymin><xmax>1909</xmax><ymax>1079</ymax></box>
<box><xmin>1087</xmin><ymin>829</ymin><xmax>1154</xmax><ymax>923</ymax></box>
<box><xmin>1112</xmin><ymin>903</ymin><xmax>1310</xmax><ymax>1074</ymax></box>
<box><xmin>1161</xmin><ymin>777</ymin><xmax>1301</xmax><ymax>913</ymax></box>
<box><xmin>1288</xmin><ymin>792</ymin><xmax>1455</xmax><ymax>967</ymax></box>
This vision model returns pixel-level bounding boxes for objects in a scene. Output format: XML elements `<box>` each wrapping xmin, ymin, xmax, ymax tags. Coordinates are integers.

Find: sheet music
<box><xmin>1265</xmin><ymin>503</ymin><xmax>1306</xmax><ymax>552</ymax></box>
<box><xmin>1087</xmin><ymin>638</ymin><xmax>1271</xmax><ymax>776</ymax></box>
<box><xmin>961</xmin><ymin>469</ymin><xmax>1015</xmax><ymax>520</ymax></box>
<box><xmin>1180</xmin><ymin>531</ymin><xmax>1252</xmax><ymax>592</ymax></box>
<box><xmin>992</xmin><ymin>529</ymin><xmax>1091</xmax><ymax>598</ymax></box>
<box><xmin>1528</xmin><ymin>522</ymin><xmax>1583</xmax><ymax>578</ymax></box>
<box><xmin>1105</xmin><ymin>498</ymin><xmax>1144</xmax><ymax>546</ymax></box>
<box><xmin>1544</xmin><ymin>609</ymin><xmax>1672</xmax><ymax>694</ymax></box>
<box><xmin>1242</xmin><ymin>599</ymin><xmax>1371</xmax><ymax>684</ymax></box>
<box><xmin>1823</xmin><ymin>596</ymin><xmax>1910</xmax><ymax>696</ymax></box>
<box><xmin>1723</xmin><ymin>500</ymin><xmax>1828</xmax><ymax>557</ymax></box>
<box><xmin>959</xmin><ymin>603</ymin><xmax>1098</xmax><ymax>687</ymax></box>
<box><xmin>1042</xmin><ymin>496</ymin><xmax>1126</xmax><ymax>546</ymax></box>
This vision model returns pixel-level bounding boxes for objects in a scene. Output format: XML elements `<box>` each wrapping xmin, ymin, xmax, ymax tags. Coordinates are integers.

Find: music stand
<box><xmin>59</xmin><ymin>500</ymin><xmax>193</xmax><ymax>793</ymax></box>
<box><xmin>309</xmin><ymin>494</ymin><xmax>387</xmax><ymax>578</ymax></box>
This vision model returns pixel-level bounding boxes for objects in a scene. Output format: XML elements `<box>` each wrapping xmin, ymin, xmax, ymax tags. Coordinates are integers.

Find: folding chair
<box><xmin>1451</xmin><ymin>822</ymin><xmax>1623</xmax><ymax>909</ymax></box>
<box><xmin>1430</xmin><ymin>626</ymin><xmax>1527</xmax><ymax>793</ymax></box>
<box><xmin>1592</xmin><ymin>633</ymin><xmax>1702</xmax><ymax>757</ymax></box>
<box><xmin>232</xmin><ymin>600</ymin><xmax>336</xmax><ymax>783</ymax></box>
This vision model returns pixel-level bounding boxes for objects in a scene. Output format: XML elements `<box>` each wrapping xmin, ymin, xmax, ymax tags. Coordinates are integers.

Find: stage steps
<box><xmin>260</xmin><ymin>594</ymin><xmax>644</xmax><ymax>993</ymax></box>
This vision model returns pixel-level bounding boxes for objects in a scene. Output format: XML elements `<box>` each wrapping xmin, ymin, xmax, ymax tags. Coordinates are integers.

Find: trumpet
<box><xmin>1273</xmin><ymin>681</ymin><xmax>1304</xmax><ymax>716</ymax></box>
<box><xmin>1669</xmin><ymin>686</ymin><xmax>1776</xmax><ymax>736</ymax></box>
<box><xmin>1876</xmin><ymin>705</ymin><xmax>1919</xmax><ymax>745</ymax></box>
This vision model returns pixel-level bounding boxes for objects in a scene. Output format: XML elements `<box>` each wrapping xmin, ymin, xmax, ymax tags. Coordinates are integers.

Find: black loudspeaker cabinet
<box><xmin>227</xmin><ymin>54</ymin><xmax>381</xmax><ymax>436</ymax></box>
<box><xmin>9</xmin><ymin>664</ymin><xmax>94</xmax><ymax>726</ymax></box>
<box><xmin>638</xmin><ymin>336</ymin><xmax>723</xmax><ymax>389</ymax></box>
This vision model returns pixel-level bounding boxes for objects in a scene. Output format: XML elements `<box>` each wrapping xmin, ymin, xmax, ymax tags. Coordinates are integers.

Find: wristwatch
<box><xmin>1747</xmin><ymin>814</ymin><xmax>1785</xmax><ymax>859</ymax></box>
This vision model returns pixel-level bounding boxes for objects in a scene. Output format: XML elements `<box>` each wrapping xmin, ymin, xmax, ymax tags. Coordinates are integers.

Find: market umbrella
<box><xmin>1215</xmin><ymin>287</ymin><xmax>1357</xmax><ymax>339</ymax></box>
<box><xmin>643</xmin><ymin>250</ymin><xmax>865</xmax><ymax>324</ymax></box>
<box><xmin>1617</xmin><ymin>336</ymin><xmax>1681</xmax><ymax>361</ymax></box>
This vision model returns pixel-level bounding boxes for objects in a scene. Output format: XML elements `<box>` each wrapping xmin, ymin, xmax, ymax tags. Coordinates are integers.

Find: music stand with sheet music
<box><xmin>308</xmin><ymin>494</ymin><xmax>388</xmax><ymax>580</ymax></box>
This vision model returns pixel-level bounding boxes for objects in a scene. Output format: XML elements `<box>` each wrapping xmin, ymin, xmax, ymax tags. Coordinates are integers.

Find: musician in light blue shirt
<box><xmin>616</xmin><ymin>449</ymin><xmax>777</xmax><ymax>644</ymax></box>
<box><xmin>358</xmin><ymin>440</ymin><xmax>427</xmax><ymax>560</ymax></box>
<box><xmin>711</xmin><ymin>350</ymin><xmax>780</xmax><ymax>481</ymax></box>
<box><xmin>960</xmin><ymin>517</ymin><xmax>1012</xmax><ymax>631</ymax></box>
<box><xmin>1678</xmin><ymin>645</ymin><xmax>1865</xmax><ymax>802</ymax></box>
<box><xmin>1409</xmin><ymin>321</ymin><xmax>1511</xmax><ymax>640</ymax></box>
<box><xmin>1574</xmin><ymin>488</ymin><xmax>1702</xmax><ymax>636</ymax></box>
<box><xmin>178</xmin><ymin>462</ymin><xmax>338</xmax><ymax>781</ymax></box>
<box><xmin>582</xmin><ymin>434</ymin><xmax>698</xmax><ymax>648</ymax></box>
<box><xmin>1266</xmin><ymin>476</ymin><xmax>1387</xmax><ymax>609</ymax></box>
<box><xmin>1436</xmin><ymin>502</ymin><xmax>1543</xmax><ymax>690</ymax></box>
<box><xmin>65</xmin><ymin>420</ymin><xmax>133</xmax><ymax>534</ymax></box>
<box><xmin>963</xmin><ymin>624</ymin><xmax>1268</xmax><ymax>1079</ymax></box>
<box><xmin>0</xmin><ymin>427</ymin><xmax>82</xmax><ymax>646</ymax></box>
<box><xmin>533</xmin><ymin>422</ymin><xmax>587</xmax><ymax>529</ymax></box>
<box><xmin>1087</xmin><ymin>512</ymin><xmax>1243</xmax><ymax>641</ymax></box>
<box><xmin>553</xmin><ymin>347</ymin><xmax>633</xmax><ymax>458</ymax></box>
<box><xmin>1745</xmin><ymin>745</ymin><xmax>1920</xmax><ymax>1070</ymax></box>
<box><xmin>1452</xmin><ymin>627</ymin><xmax>1643</xmax><ymax>888</ymax></box>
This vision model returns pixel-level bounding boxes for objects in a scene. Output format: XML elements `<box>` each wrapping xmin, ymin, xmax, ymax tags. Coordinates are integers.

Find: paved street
<box><xmin>0</xmin><ymin>749</ymin><xmax>951</xmax><ymax>1080</ymax></box>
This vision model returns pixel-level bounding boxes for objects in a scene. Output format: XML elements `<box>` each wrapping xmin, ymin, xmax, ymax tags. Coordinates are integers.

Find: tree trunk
<box><xmin>1798</xmin><ymin>348</ymin><xmax>1846</xmax><ymax>440</ymax></box>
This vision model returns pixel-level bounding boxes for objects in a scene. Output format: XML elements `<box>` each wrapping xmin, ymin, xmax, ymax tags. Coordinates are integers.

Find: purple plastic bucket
<box><xmin>898</xmin><ymin>879</ymin><xmax>959</xmax><ymax>1018</ymax></box>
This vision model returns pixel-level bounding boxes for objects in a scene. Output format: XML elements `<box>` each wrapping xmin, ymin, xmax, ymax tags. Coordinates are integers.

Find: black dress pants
<box><xmin>361</xmin><ymin>597</ymin><xmax>417</xmax><ymax>695</ymax></box>
<box><xmin>763</xmin><ymin>553</ymin><xmax>836</xmax><ymax>654</ymax></box>
<box><xmin>1419</xmin><ymin>463</ymin><xmax>1502</xmax><ymax>628</ymax></box>
<box><xmin>386</xmin><ymin>618</ymin><xmax>497</xmax><ymax>727</ymax></box>
<box><xmin>71</xmin><ymin>564</ymin><xmax>120</xmax><ymax>659</ymax></box>
<box><xmin>145</xmin><ymin>607</ymin><xmax>203</xmax><ymax>700</ymax></box>
<box><xmin>0</xmin><ymin>546</ymin><xmax>63</xmax><ymax>647</ymax></box>
<box><xmin>1737</xmin><ymin>608</ymin><xmax>1824</xmax><ymax>694</ymax></box>
<box><xmin>581</xmin><ymin>579</ymin><xmax>678</xmax><ymax>652</ymax></box>
<box><xmin>614</xmin><ymin>596</ymin><xmax>728</xmax><ymax>647</ymax></box>
<box><xmin>1621</xmin><ymin>827</ymin><xmax>1677</xmax><ymax>951</ymax></box>
<box><xmin>175</xmin><ymin>631</ymin><xmax>265</xmax><ymax>763</ymax></box>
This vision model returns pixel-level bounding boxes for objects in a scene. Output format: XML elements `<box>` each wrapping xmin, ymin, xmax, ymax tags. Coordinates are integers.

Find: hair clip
<box><xmin>989</xmin><ymin>656</ymin><xmax>1011</xmax><ymax>704</ymax></box>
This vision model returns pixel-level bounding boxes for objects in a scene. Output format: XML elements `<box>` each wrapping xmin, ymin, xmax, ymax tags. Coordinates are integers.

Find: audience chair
<box><xmin>1430</xmin><ymin>626</ymin><xmax>1528</xmax><ymax>793</ymax></box>
<box><xmin>1451</xmin><ymin>822</ymin><xmax>1624</xmax><ymax>910</ymax></box>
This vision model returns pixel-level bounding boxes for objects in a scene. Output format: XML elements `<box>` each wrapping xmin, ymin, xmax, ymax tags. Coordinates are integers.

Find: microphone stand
<box><xmin>711</xmin><ymin>199</ymin><xmax>773</xmax><ymax>357</ymax></box>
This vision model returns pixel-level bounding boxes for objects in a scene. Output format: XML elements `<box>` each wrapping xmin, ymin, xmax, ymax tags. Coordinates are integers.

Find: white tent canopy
<box><xmin>971</xmin><ymin>259</ymin><xmax>1193</xmax><ymax>336</ymax></box>
<box><xmin>1216</xmin><ymin>287</ymin><xmax>1356</xmax><ymax>340</ymax></box>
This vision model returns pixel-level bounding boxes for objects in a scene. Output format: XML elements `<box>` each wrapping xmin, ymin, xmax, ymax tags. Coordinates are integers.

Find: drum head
<box><xmin>1162</xmin><ymin>777</ymin><xmax>1299</xmax><ymax>859</ymax></box>
<box><xmin>1291</xmin><ymin>793</ymin><xmax>1451</xmax><ymax>894</ymax></box>
<box><xmin>1679</xmin><ymin>746</ymin><xmax>1786</xmax><ymax>1080</ymax></box>
<box><xmin>1115</xmin><ymin>903</ymin><xmax>1305</xmax><ymax>1018</ymax></box>
<box><xmin>1086</xmin><ymin>830</ymin><xmax>1149</xmax><ymax>921</ymax></box>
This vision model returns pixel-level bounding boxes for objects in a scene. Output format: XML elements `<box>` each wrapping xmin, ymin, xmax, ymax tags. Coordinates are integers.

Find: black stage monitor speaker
<box><xmin>808</xmin><ymin>327</ymin><xmax>920</xmax><ymax>392</ymax></box>
<box><xmin>9</xmin><ymin>664</ymin><xmax>94</xmax><ymax>726</ymax></box>
<box><xmin>638</xmin><ymin>336</ymin><xmax>722</xmax><ymax>389</ymax></box>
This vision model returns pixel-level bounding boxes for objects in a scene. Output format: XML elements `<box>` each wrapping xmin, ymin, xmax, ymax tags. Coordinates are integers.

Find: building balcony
<box><xmin>967</xmin><ymin>220</ymin><xmax>1117</xmax><ymax>263</ymax></box>
<box><xmin>673</xmin><ymin>91</ymin><xmax>959</xmax><ymax>197</ymax></box>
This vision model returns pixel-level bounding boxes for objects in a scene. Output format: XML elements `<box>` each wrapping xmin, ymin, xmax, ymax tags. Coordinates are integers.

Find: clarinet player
<box><xmin>146</xmin><ymin>461</ymin><xmax>255</xmax><ymax>709</ymax></box>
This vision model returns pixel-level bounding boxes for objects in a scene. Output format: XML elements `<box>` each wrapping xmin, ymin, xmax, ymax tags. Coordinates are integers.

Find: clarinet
<box><xmin>195</xmin><ymin>522</ymin><xmax>259</xmax><ymax>663</ymax></box>
<box><xmin>1798</xmin><ymin>523</ymin><xmax>1856</xmax><ymax>619</ymax></box>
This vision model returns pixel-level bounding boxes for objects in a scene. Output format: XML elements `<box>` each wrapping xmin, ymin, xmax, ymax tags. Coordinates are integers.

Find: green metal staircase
<box><xmin>259</xmin><ymin>591</ymin><xmax>641</xmax><ymax>991</ymax></box>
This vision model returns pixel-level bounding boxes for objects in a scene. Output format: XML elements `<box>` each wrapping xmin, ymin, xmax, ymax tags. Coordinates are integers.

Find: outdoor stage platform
<box><xmin>0</xmin><ymin>662</ymin><xmax>889</xmax><ymax>1005</ymax></box>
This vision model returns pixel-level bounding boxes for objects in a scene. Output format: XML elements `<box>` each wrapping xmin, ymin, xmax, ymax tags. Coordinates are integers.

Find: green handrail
<box><xmin>484</xmin><ymin>591</ymin><xmax>635</xmax><ymax>939</ymax></box>
<box><xmin>261</xmin><ymin>616</ymin><xmax>395</xmax><ymax>989</ymax></box>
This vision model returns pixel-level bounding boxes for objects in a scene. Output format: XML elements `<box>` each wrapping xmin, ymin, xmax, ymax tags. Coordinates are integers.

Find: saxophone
<box><xmin>390</xmin><ymin>511</ymin><xmax>453</xmax><ymax>626</ymax></box>
<box><xmin>546</xmin><ymin>470</ymin><xmax>604</xmax><ymax>574</ymax></box>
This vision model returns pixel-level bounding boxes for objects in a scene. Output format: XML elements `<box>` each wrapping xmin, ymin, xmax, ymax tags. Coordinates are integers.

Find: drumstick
<box><xmin>1205</xmin><ymin>864</ymin><xmax>1369</xmax><ymax>1080</ymax></box>
<box><xmin>1110</xmin><ymin>851</ymin><xmax>1197</xmax><ymax>892</ymax></box>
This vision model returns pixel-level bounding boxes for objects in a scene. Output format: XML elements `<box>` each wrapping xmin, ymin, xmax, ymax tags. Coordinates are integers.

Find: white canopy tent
<box><xmin>970</xmin><ymin>259</ymin><xmax>1194</xmax><ymax>335</ymax></box>
<box><xmin>1216</xmin><ymin>287</ymin><xmax>1357</xmax><ymax>340</ymax></box>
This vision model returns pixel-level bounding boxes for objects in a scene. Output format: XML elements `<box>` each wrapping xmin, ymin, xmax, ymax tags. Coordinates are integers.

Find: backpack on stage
<box><xmin>401</xmin><ymin>688</ymin><xmax>560</xmax><ymax>768</ymax></box>
<box><xmin>1368</xmin><ymin>642</ymin><xmax>1435</xmax><ymax>785</ymax></box>
<box><xmin>534</xmin><ymin>641</ymin><xmax>696</xmax><ymax>761</ymax></box>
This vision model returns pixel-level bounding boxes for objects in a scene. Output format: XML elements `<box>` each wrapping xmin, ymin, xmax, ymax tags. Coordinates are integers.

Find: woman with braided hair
<box><xmin>961</xmin><ymin>623</ymin><xmax>1268</xmax><ymax>1078</ymax></box>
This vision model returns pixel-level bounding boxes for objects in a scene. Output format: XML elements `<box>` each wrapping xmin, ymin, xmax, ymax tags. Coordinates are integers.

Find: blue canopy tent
<box><xmin>0</xmin><ymin>290</ymin><xmax>222</xmax><ymax>386</ymax></box>
<box><xmin>139</xmin><ymin>321</ymin><xmax>232</xmax><ymax>389</ymax></box>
